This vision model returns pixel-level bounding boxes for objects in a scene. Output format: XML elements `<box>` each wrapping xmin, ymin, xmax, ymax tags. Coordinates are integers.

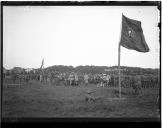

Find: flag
<box><xmin>40</xmin><ymin>58</ymin><xmax>44</xmax><ymax>69</ymax></box>
<box><xmin>120</xmin><ymin>14</ymin><xmax>149</xmax><ymax>52</ymax></box>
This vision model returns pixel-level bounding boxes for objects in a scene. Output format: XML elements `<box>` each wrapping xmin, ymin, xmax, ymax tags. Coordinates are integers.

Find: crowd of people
<box><xmin>38</xmin><ymin>71</ymin><xmax>112</xmax><ymax>87</ymax></box>
<box><xmin>3</xmin><ymin>69</ymin><xmax>113</xmax><ymax>87</ymax></box>
<box><xmin>3</xmin><ymin>68</ymin><xmax>159</xmax><ymax>95</ymax></box>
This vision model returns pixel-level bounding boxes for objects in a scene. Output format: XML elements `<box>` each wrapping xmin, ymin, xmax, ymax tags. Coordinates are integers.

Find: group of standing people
<box><xmin>38</xmin><ymin>71</ymin><xmax>112</xmax><ymax>87</ymax></box>
<box><xmin>68</xmin><ymin>73</ymin><xmax>90</xmax><ymax>86</ymax></box>
<box><xmin>38</xmin><ymin>71</ymin><xmax>92</xmax><ymax>86</ymax></box>
<box><xmin>5</xmin><ymin>69</ymin><xmax>112</xmax><ymax>87</ymax></box>
<box><xmin>98</xmin><ymin>74</ymin><xmax>111</xmax><ymax>87</ymax></box>
<box><xmin>68</xmin><ymin>72</ymin><xmax>79</xmax><ymax>86</ymax></box>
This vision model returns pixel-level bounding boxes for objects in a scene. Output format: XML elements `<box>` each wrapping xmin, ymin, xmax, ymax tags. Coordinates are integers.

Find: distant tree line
<box><xmin>3</xmin><ymin>65</ymin><xmax>159</xmax><ymax>76</ymax></box>
<box><xmin>44</xmin><ymin>65</ymin><xmax>159</xmax><ymax>76</ymax></box>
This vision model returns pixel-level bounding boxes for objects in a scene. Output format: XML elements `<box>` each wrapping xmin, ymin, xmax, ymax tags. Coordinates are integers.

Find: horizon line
<box><xmin>3</xmin><ymin>64</ymin><xmax>160</xmax><ymax>70</ymax></box>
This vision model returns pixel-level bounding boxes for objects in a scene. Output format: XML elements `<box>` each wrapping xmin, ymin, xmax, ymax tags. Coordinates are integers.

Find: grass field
<box><xmin>2</xmin><ymin>80</ymin><xmax>160</xmax><ymax>118</ymax></box>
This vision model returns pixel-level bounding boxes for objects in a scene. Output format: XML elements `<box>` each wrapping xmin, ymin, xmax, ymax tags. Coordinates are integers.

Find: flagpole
<box><xmin>118</xmin><ymin>14</ymin><xmax>122</xmax><ymax>99</ymax></box>
<box><xmin>118</xmin><ymin>43</ymin><xmax>121</xmax><ymax>98</ymax></box>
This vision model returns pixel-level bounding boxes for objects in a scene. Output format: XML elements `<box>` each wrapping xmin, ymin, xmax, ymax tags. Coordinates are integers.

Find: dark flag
<box><xmin>120</xmin><ymin>14</ymin><xmax>149</xmax><ymax>52</ymax></box>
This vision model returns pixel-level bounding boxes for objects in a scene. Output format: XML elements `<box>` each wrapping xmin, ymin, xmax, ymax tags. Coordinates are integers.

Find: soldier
<box><xmin>136</xmin><ymin>75</ymin><xmax>143</xmax><ymax>95</ymax></box>
<box><xmin>47</xmin><ymin>73</ymin><xmax>51</xmax><ymax>84</ymax></box>
<box><xmin>74</xmin><ymin>73</ymin><xmax>79</xmax><ymax>86</ymax></box>
<box><xmin>100</xmin><ymin>74</ymin><xmax>106</xmax><ymax>87</ymax></box>
<box><xmin>40</xmin><ymin>74</ymin><xmax>43</xmax><ymax>83</ymax></box>
<box><xmin>68</xmin><ymin>73</ymin><xmax>74</xmax><ymax>86</ymax></box>
<box><xmin>63</xmin><ymin>73</ymin><xmax>68</xmax><ymax>86</ymax></box>
<box><xmin>132</xmin><ymin>75</ymin><xmax>142</xmax><ymax>95</ymax></box>
<box><xmin>105</xmin><ymin>74</ymin><xmax>111</xmax><ymax>86</ymax></box>
<box><xmin>84</xmin><ymin>74</ymin><xmax>89</xmax><ymax>85</ymax></box>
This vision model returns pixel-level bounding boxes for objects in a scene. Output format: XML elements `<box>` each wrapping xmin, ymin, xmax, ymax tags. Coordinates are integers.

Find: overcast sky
<box><xmin>3</xmin><ymin>6</ymin><xmax>160</xmax><ymax>69</ymax></box>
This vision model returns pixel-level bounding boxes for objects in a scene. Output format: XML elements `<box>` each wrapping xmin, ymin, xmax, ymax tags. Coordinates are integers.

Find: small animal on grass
<box><xmin>85</xmin><ymin>90</ymin><xmax>102</xmax><ymax>102</ymax></box>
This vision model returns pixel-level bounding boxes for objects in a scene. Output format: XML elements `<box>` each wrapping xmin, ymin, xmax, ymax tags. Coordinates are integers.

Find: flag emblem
<box><xmin>128</xmin><ymin>27</ymin><xmax>135</xmax><ymax>38</ymax></box>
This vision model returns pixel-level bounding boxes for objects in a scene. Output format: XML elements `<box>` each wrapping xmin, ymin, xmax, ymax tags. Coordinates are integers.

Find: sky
<box><xmin>3</xmin><ymin>6</ymin><xmax>160</xmax><ymax>69</ymax></box>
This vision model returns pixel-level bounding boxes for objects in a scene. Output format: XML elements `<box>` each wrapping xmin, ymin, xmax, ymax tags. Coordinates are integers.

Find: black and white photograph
<box><xmin>1</xmin><ymin>1</ymin><xmax>161</xmax><ymax>122</ymax></box>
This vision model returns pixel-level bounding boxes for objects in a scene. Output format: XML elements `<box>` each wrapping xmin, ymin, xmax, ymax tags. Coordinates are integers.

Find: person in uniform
<box><xmin>106</xmin><ymin>74</ymin><xmax>111</xmax><ymax>86</ymax></box>
<box><xmin>69</xmin><ymin>73</ymin><xmax>74</xmax><ymax>86</ymax></box>
<box><xmin>47</xmin><ymin>73</ymin><xmax>51</xmax><ymax>84</ymax></box>
<box><xmin>84</xmin><ymin>74</ymin><xmax>89</xmax><ymax>85</ymax></box>
<box><xmin>132</xmin><ymin>75</ymin><xmax>142</xmax><ymax>95</ymax></box>
<box><xmin>100</xmin><ymin>74</ymin><xmax>105</xmax><ymax>87</ymax></box>
<box><xmin>74</xmin><ymin>73</ymin><xmax>79</xmax><ymax>86</ymax></box>
<box><xmin>40</xmin><ymin>74</ymin><xmax>43</xmax><ymax>83</ymax></box>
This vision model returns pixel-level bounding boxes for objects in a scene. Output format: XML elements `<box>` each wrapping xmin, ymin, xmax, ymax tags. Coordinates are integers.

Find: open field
<box><xmin>2</xmin><ymin>81</ymin><xmax>160</xmax><ymax>118</ymax></box>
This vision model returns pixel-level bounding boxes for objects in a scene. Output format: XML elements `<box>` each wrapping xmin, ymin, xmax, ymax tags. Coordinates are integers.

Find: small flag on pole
<box><xmin>40</xmin><ymin>58</ymin><xmax>44</xmax><ymax>69</ymax></box>
<box><xmin>120</xmin><ymin>14</ymin><xmax>150</xmax><ymax>52</ymax></box>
